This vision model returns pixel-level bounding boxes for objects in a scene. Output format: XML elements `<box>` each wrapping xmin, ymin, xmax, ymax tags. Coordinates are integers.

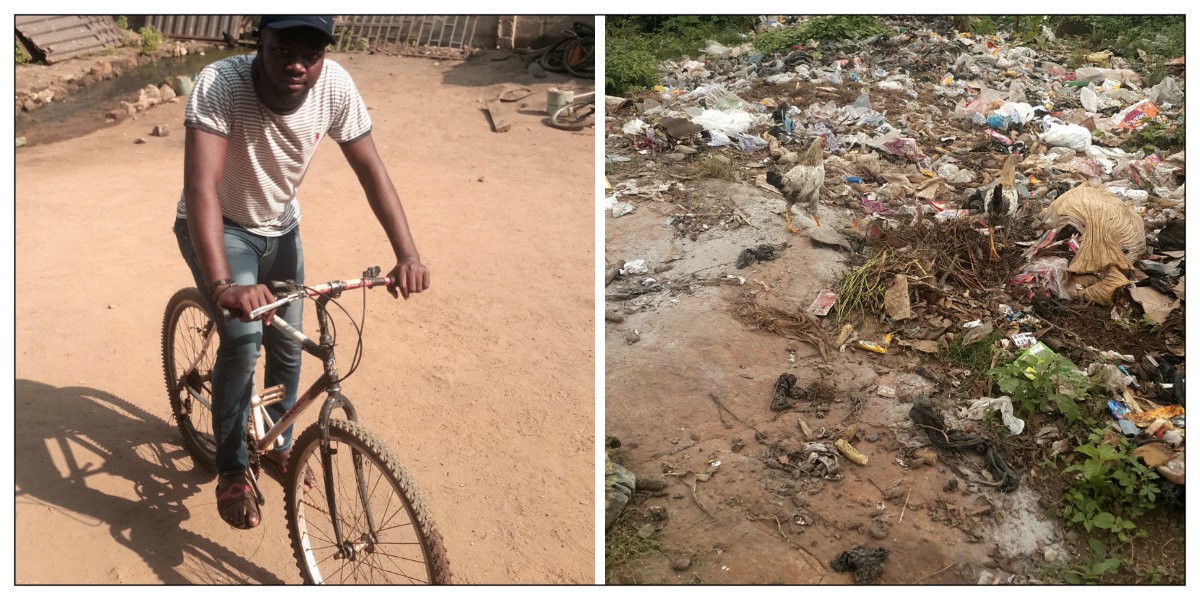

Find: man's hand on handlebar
<box><xmin>387</xmin><ymin>258</ymin><xmax>430</xmax><ymax>300</ymax></box>
<box><xmin>217</xmin><ymin>283</ymin><xmax>278</xmax><ymax>326</ymax></box>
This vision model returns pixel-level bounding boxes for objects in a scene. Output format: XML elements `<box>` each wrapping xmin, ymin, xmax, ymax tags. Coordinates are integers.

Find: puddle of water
<box><xmin>16</xmin><ymin>46</ymin><xmax>247</xmax><ymax>146</ymax></box>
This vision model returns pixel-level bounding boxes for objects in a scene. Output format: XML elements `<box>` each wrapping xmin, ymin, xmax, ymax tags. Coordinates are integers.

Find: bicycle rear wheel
<box><xmin>161</xmin><ymin>287</ymin><xmax>219</xmax><ymax>472</ymax></box>
<box><xmin>285</xmin><ymin>418</ymin><xmax>451</xmax><ymax>584</ymax></box>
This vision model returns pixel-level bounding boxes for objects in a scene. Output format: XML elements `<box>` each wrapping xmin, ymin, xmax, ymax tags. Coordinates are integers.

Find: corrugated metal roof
<box><xmin>145</xmin><ymin>15</ymin><xmax>251</xmax><ymax>43</ymax></box>
<box><xmin>15</xmin><ymin>15</ymin><xmax>125</xmax><ymax>64</ymax></box>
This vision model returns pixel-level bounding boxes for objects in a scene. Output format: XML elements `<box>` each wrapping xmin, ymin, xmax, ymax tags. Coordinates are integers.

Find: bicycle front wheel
<box><xmin>161</xmin><ymin>287</ymin><xmax>218</xmax><ymax>472</ymax></box>
<box><xmin>285</xmin><ymin>418</ymin><xmax>451</xmax><ymax>584</ymax></box>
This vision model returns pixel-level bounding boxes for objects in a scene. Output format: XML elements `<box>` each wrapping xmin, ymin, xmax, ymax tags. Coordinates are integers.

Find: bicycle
<box><xmin>548</xmin><ymin>91</ymin><xmax>595</xmax><ymax>132</ymax></box>
<box><xmin>161</xmin><ymin>266</ymin><xmax>451</xmax><ymax>584</ymax></box>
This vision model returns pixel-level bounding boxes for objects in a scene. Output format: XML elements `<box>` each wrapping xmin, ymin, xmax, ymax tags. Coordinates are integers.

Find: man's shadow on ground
<box><xmin>13</xmin><ymin>379</ymin><xmax>285</xmax><ymax>584</ymax></box>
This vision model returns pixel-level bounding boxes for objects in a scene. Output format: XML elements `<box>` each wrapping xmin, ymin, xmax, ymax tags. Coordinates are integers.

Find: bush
<box><xmin>137</xmin><ymin>25</ymin><xmax>163</xmax><ymax>56</ymax></box>
<box><xmin>116</xmin><ymin>15</ymin><xmax>129</xmax><ymax>30</ymax></box>
<box><xmin>605</xmin><ymin>33</ymin><xmax>659</xmax><ymax>96</ymax></box>
<box><xmin>755</xmin><ymin>16</ymin><xmax>886</xmax><ymax>53</ymax></box>
<box><xmin>15</xmin><ymin>38</ymin><xmax>31</xmax><ymax>65</ymax></box>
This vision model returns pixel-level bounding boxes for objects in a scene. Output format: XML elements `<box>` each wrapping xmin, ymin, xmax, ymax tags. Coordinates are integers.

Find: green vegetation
<box><xmin>137</xmin><ymin>25</ymin><xmax>163</xmax><ymax>56</ymax></box>
<box><xmin>755</xmin><ymin>16</ymin><xmax>886</xmax><ymax>53</ymax></box>
<box><xmin>987</xmin><ymin>345</ymin><xmax>1092</xmax><ymax>424</ymax></box>
<box><xmin>960</xmin><ymin>15</ymin><xmax>1185</xmax><ymax>86</ymax></box>
<box><xmin>1135</xmin><ymin>114</ymin><xmax>1185</xmax><ymax>154</ymax></box>
<box><xmin>940</xmin><ymin>329</ymin><xmax>1003</xmax><ymax>392</ymax></box>
<box><xmin>1046</xmin><ymin>538</ymin><xmax>1122</xmax><ymax>584</ymax></box>
<box><xmin>605</xmin><ymin>16</ymin><xmax>753</xmax><ymax>96</ymax></box>
<box><xmin>15</xmin><ymin>38</ymin><xmax>31</xmax><ymax>65</ymax></box>
<box><xmin>1060</xmin><ymin>428</ymin><xmax>1160</xmax><ymax>541</ymax></box>
<box><xmin>605</xmin><ymin>33</ymin><xmax>658</xmax><ymax>96</ymax></box>
<box><xmin>115</xmin><ymin>15</ymin><xmax>129</xmax><ymax>30</ymax></box>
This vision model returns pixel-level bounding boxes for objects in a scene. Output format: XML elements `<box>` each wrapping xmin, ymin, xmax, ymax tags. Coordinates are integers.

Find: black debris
<box><xmin>770</xmin><ymin>372</ymin><xmax>813</xmax><ymax>411</ymax></box>
<box><xmin>736</xmin><ymin>244</ymin><xmax>780</xmax><ymax>269</ymax></box>
<box><xmin>829</xmin><ymin>545</ymin><xmax>889</xmax><ymax>584</ymax></box>
<box><xmin>909</xmin><ymin>396</ymin><xmax>1021</xmax><ymax>492</ymax></box>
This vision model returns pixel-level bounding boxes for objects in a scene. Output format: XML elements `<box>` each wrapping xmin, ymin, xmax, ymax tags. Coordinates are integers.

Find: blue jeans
<box><xmin>174</xmin><ymin>218</ymin><xmax>305</xmax><ymax>478</ymax></box>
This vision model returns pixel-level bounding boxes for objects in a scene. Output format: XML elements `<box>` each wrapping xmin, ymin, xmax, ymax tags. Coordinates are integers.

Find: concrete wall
<box><xmin>494</xmin><ymin>15</ymin><xmax>593</xmax><ymax>50</ymax></box>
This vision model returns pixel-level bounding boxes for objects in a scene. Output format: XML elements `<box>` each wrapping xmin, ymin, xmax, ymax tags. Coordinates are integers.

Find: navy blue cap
<box><xmin>259</xmin><ymin>15</ymin><xmax>336</xmax><ymax>45</ymax></box>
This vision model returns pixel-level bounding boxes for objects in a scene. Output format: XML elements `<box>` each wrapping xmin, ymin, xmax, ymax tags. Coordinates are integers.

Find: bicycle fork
<box><xmin>315</xmin><ymin>390</ymin><xmax>383</xmax><ymax>561</ymax></box>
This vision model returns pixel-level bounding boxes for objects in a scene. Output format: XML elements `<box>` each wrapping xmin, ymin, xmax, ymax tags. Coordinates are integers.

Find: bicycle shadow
<box><xmin>13</xmin><ymin>379</ymin><xmax>286</xmax><ymax>584</ymax></box>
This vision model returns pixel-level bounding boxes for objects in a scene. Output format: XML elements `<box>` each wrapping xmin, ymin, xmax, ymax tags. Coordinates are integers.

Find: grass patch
<box><xmin>696</xmin><ymin>156</ymin><xmax>735</xmax><ymax>181</ymax></box>
<box><xmin>939</xmin><ymin>329</ymin><xmax>1002</xmax><ymax>393</ymax></box>
<box><xmin>605</xmin><ymin>503</ymin><xmax>665</xmax><ymax>583</ymax></box>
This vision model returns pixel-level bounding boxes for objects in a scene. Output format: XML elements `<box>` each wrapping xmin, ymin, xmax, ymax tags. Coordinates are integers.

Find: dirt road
<box><xmin>13</xmin><ymin>51</ymin><xmax>595</xmax><ymax>584</ymax></box>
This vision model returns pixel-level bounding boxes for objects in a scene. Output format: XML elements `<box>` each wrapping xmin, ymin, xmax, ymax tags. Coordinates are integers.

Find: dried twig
<box><xmin>911</xmin><ymin>562</ymin><xmax>957</xmax><ymax>584</ymax></box>
<box><xmin>898</xmin><ymin>488</ymin><xmax>912</xmax><ymax>524</ymax></box>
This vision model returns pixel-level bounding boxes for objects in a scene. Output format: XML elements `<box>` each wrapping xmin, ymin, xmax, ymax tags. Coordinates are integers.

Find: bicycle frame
<box><xmin>235</xmin><ymin>271</ymin><xmax>392</xmax><ymax>554</ymax></box>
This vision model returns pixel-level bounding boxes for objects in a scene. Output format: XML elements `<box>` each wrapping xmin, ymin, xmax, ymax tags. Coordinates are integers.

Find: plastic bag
<box><xmin>706</xmin><ymin>129</ymin><xmax>731</xmax><ymax>147</ymax></box>
<box><xmin>732</xmin><ymin>133</ymin><xmax>767</xmax><ymax>152</ymax></box>
<box><xmin>964</xmin><ymin>396</ymin><xmax>1026</xmax><ymax>435</ymax></box>
<box><xmin>1010</xmin><ymin>256</ymin><xmax>1072</xmax><ymax>299</ymax></box>
<box><xmin>620</xmin><ymin>259</ymin><xmax>649</xmax><ymax>275</ymax></box>
<box><xmin>690</xmin><ymin>108</ymin><xmax>754</xmax><ymax>135</ymax></box>
<box><xmin>1112</xmin><ymin>99</ymin><xmax>1159</xmax><ymax>130</ymax></box>
<box><xmin>1080</xmin><ymin>86</ymin><xmax>1100</xmax><ymax>113</ymax></box>
<box><xmin>622</xmin><ymin>118</ymin><xmax>648</xmax><ymax>135</ymax></box>
<box><xmin>1147</xmin><ymin>76</ymin><xmax>1183</xmax><ymax>105</ymax></box>
<box><xmin>994</xmin><ymin>101</ymin><xmax>1035</xmax><ymax>125</ymax></box>
<box><xmin>1039</xmin><ymin>119</ymin><xmax>1092</xmax><ymax>151</ymax></box>
<box><xmin>682</xmin><ymin>84</ymin><xmax>752</xmax><ymax>112</ymax></box>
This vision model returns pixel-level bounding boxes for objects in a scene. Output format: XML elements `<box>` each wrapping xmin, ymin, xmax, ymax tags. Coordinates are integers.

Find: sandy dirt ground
<box><xmin>13</xmin><ymin>50</ymin><xmax>595</xmax><ymax>584</ymax></box>
<box><xmin>604</xmin><ymin>176</ymin><xmax>1063</xmax><ymax>584</ymax></box>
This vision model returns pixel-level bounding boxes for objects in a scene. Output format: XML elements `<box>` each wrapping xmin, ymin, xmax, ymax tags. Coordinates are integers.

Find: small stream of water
<box><xmin>16</xmin><ymin>46</ymin><xmax>247</xmax><ymax>146</ymax></box>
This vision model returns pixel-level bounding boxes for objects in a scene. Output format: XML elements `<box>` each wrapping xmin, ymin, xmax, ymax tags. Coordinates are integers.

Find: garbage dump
<box><xmin>605</xmin><ymin>15</ymin><xmax>1183</xmax><ymax>585</ymax></box>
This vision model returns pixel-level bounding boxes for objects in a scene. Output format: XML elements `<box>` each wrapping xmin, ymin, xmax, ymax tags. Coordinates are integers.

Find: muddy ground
<box><xmin>603</xmin><ymin>74</ymin><xmax>1185</xmax><ymax>584</ymax></box>
<box><xmin>13</xmin><ymin>47</ymin><xmax>595</xmax><ymax>583</ymax></box>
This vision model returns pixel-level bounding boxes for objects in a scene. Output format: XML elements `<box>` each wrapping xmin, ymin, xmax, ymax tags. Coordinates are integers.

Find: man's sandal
<box><xmin>215</xmin><ymin>474</ymin><xmax>260</xmax><ymax>530</ymax></box>
<box><xmin>261</xmin><ymin>448</ymin><xmax>317</xmax><ymax>491</ymax></box>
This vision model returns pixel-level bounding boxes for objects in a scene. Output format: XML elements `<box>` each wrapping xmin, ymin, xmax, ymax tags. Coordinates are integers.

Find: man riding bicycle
<box><xmin>173</xmin><ymin>15</ymin><xmax>430</xmax><ymax>530</ymax></box>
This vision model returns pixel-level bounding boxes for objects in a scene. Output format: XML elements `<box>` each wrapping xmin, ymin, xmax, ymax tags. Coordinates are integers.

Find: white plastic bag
<box><xmin>622</xmin><ymin>118</ymin><xmax>647</xmax><ymax>135</ymax></box>
<box><xmin>620</xmin><ymin>259</ymin><xmax>648</xmax><ymax>275</ymax></box>
<box><xmin>1040</xmin><ymin>118</ymin><xmax>1092</xmax><ymax>151</ymax></box>
<box><xmin>964</xmin><ymin>396</ymin><xmax>1026</xmax><ymax>435</ymax></box>
<box><xmin>691</xmin><ymin>108</ymin><xmax>754</xmax><ymax>135</ymax></box>
<box><xmin>1080</xmin><ymin>86</ymin><xmax>1100</xmax><ymax>113</ymax></box>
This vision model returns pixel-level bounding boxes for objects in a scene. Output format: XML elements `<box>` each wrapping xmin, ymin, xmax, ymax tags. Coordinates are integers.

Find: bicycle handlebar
<box><xmin>218</xmin><ymin>271</ymin><xmax>392</xmax><ymax>324</ymax></box>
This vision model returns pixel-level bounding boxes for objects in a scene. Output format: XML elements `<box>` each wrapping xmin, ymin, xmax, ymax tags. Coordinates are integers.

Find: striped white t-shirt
<box><xmin>176</xmin><ymin>53</ymin><xmax>372</xmax><ymax>236</ymax></box>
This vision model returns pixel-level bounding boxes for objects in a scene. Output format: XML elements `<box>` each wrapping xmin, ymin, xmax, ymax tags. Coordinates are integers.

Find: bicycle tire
<box><xmin>285</xmin><ymin>417</ymin><xmax>451</xmax><ymax>584</ymax></box>
<box><xmin>162</xmin><ymin>287</ymin><xmax>219</xmax><ymax>472</ymax></box>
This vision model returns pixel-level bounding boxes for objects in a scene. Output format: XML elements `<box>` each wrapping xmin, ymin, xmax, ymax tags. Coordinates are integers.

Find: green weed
<box><xmin>755</xmin><ymin>16</ymin><xmax>885</xmax><ymax>53</ymax></box>
<box><xmin>1060</xmin><ymin>428</ymin><xmax>1160</xmax><ymax>541</ymax></box>
<box><xmin>987</xmin><ymin>345</ymin><xmax>1092</xmax><ymax>424</ymax></box>
<box><xmin>15</xmin><ymin>38</ymin><xmax>31</xmax><ymax>65</ymax></box>
<box><xmin>137</xmin><ymin>25</ymin><xmax>163</xmax><ymax>56</ymax></box>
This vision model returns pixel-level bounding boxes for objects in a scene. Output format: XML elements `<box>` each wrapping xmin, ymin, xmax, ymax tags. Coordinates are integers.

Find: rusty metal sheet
<box><xmin>145</xmin><ymin>15</ymin><xmax>252</xmax><ymax>43</ymax></box>
<box><xmin>15</xmin><ymin>15</ymin><xmax>125</xmax><ymax>64</ymax></box>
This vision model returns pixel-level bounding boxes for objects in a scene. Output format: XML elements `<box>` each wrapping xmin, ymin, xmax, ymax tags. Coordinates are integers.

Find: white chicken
<box><xmin>766</xmin><ymin>137</ymin><xmax>825</xmax><ymax>233</ymax></box>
